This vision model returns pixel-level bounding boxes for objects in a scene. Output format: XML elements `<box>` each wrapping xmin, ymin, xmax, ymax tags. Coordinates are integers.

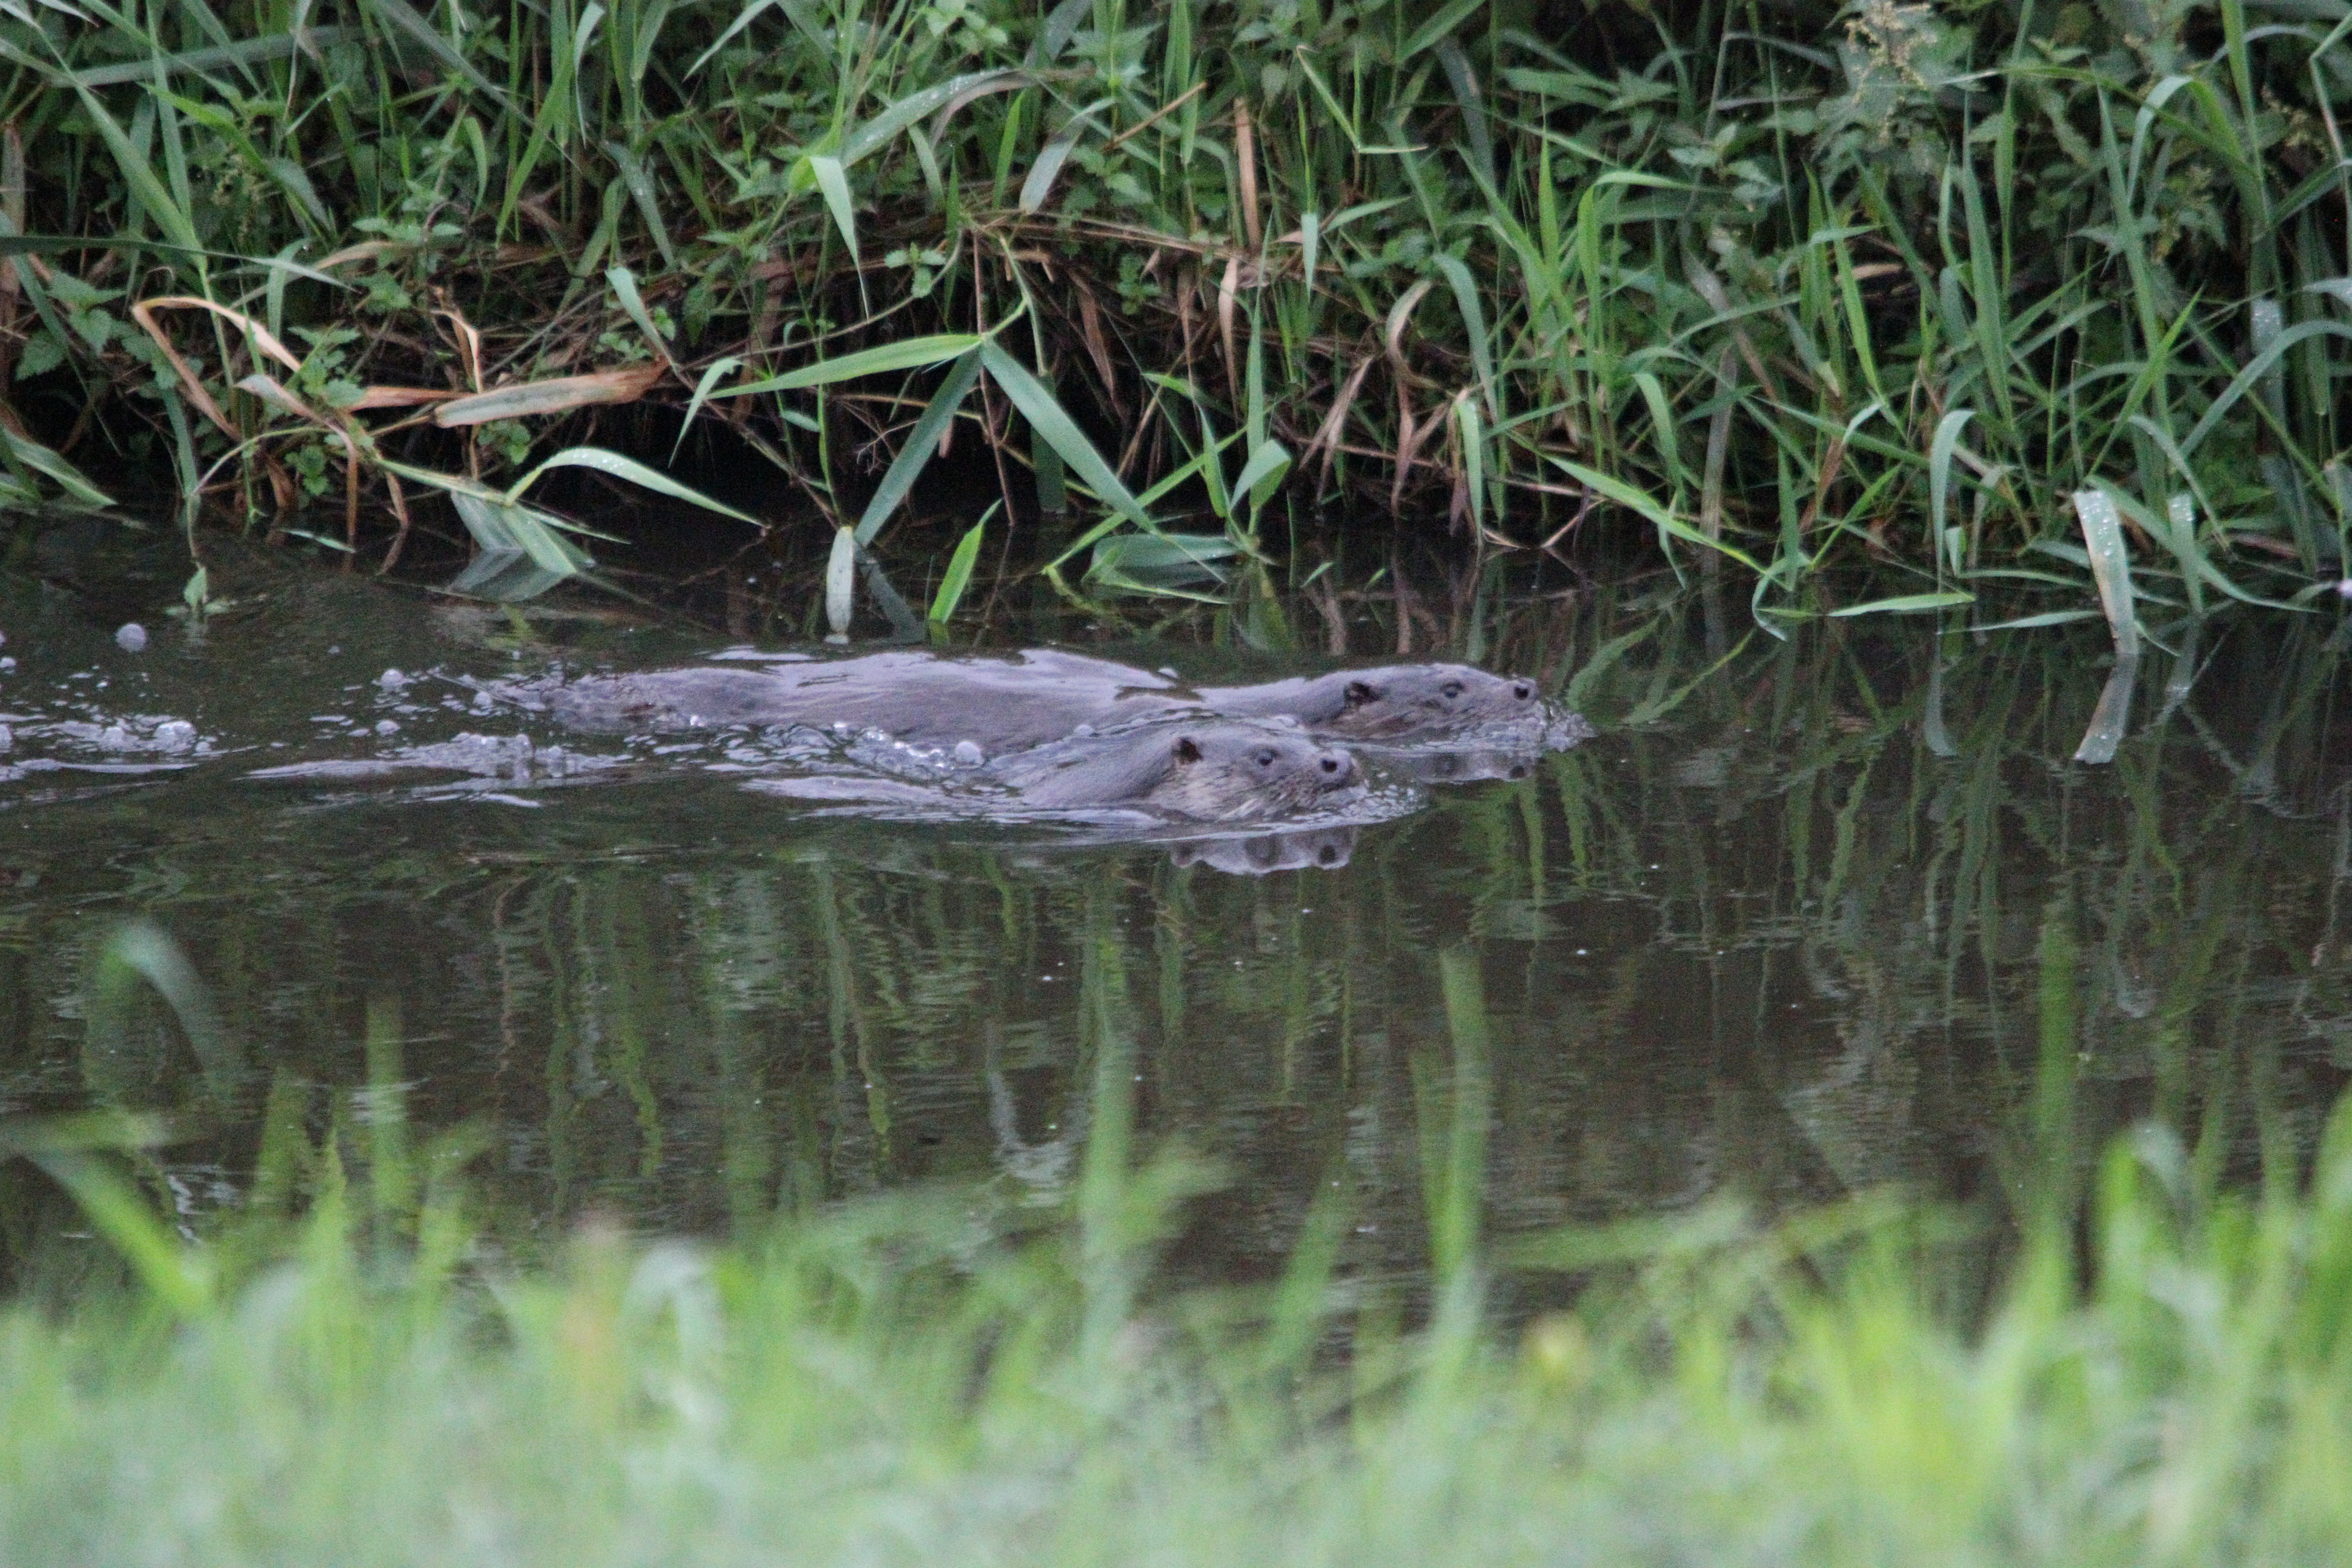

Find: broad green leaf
<box><xmin>359</xmin><ymin>0</ymin><xmax>508</xmax><ymax>100</ymax></box>
<box><xmin>66</xmin><ymin>82</ymin><xmax>201</xmax><ymax>257</ymax></box>
<box><xmin>1928</xmin><ymin>408</ymin><xmax>1973</xmax><ymax>567</ymax></box>
<box><xmin>69</xmin><ymin>28</ymin><xmax>362</xmax><ymax>86</ymax></box>
<box><xmin>1401</xmin><ymin>0</ymin><xmax>1487</xmax><ymax>59</ymax></box>
<box><xmin>1453</xmin><ymin>393</ymin><xmax>1484</xmax><ymax>533</ymax></box>
<box><xmin>450</xmin><ymin>491</ymin><xmax>593</xmax><ymax>577</ymax></box>
<box><xmin>721</xmin><ymin>333</ymin><xmax>982</xmax><ymax>397</ymax></box>
<box><xmin>1825</xmin><ymin>592</ymin><xmax>1975</xmax><ymax>617</ymax></box>
<box><xmin>856</xmin><ymin>350</ymin><xmax>983</xmax><ymax>545</ymax></box>
<box><xmin>840</xmin><ymin>69</ymin><xmax>1030</xmax><ymax>164</ymax></box>
<box><xmin>687</xmin><ymin>0</ymin><xmax>777</xmax><ymax>76</ymax></box>
<box><xmin>979</xmin><ymin>341</ymin><xmax>1154</xmax><ymax>532</ymax></box>
<box><xmin>1021</xmin><ymin>103</ymin><xmax>1111</xmax><ymax>213</ymax></box>
<box><xmin>674</xmin><ymin>355</ymin><xmax>744</xmax><ymax>462</ymax></box>
<box><xmin>824</xmin><ymin>524</ymin><xmax>855</xmax><ymax>637</ymax></box>
<box><xmin>506</xmin><ymin>446</ymin><xmax>762</xmax><ymax>525</ymax></box>
<box><xmin>1233</xmin><ymin>439</ymin><xmax>1291</xmax><ymax>518</ymax></box>
<box><xmin>1548</xmin><ymin>457</ymin><xmax>1764</xmax><ymax>573</ymax></box>
<box><xmin>1088</xmin><ymin>532</ymin><xmax>1237</xmax><ymax>598</ymax></box>
<box><xmin>1970</xmin><ymin>609</ymin><xmax>2105</xmax><ymax>632</ymax></box>
<box><xmin>2180</xmin><ymin>319</ymin><xmax>2352</xmax><ymax>456</ymax></box>
<box><xmin>928</xmin><ymin>507</ymin><xmax>992</xmax><ymax>623</ymax></box>
<box><xmin>807</xmin><ymin>154</ymin><xmax>857</xmax><ymax>268</ymax></box>
<box><xmin>605</xmin><ymin>265</ymin><xmax>673</xmax><ymax>360</ymax></box>
<box><xmin>1090</xmin><ymin>533</ymin><xmax>1237</xmax><ymax>574</ymax></box>
<box><xmin>607</xmin><ymin>144</ymin><xmax>677</xmax><ymax>270</ymax></box>
<box><xmin>2070</xmin><ymin>488</ymin><xmax>2139</xmax><ymax>661</ymax></box>
<box><xmin>1026</xmin><ymin>0</ymin><xmax>1092</xmax><ymax>64</ymax></box>
<box><xmin>0</xmin><ymin>426</ymin><xmax>113</xmax><ymax>505</ymax></box>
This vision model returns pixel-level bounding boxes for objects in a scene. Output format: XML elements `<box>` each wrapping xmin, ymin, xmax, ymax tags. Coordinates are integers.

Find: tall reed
<box><xmin>1</xmin><ymin>0</ymin><xmax>2346</xmax><ymax>620</ymax></box>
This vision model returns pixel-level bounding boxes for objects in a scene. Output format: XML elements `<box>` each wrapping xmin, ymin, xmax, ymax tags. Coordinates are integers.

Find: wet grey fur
<box><xmin>503</xmin><ymin>649</ymin><xmax>1563</xmax><ymax>752</ymax></box>
<box><xmin>980</xmin><ymin>718</ymin><xmax>1362</xmax><ymax>819</ymax></box>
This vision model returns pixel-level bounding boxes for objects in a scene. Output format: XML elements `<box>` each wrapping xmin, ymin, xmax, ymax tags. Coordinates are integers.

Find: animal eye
<box><xmin>1254</xmin><ymin>749</ymin><xmax>1277</xmax><ymax>767</ymax></box>
<box><xmin>1441</xmin><ymin>681</ymin><xmax>1465</xmax><ymax>700</ymax></box>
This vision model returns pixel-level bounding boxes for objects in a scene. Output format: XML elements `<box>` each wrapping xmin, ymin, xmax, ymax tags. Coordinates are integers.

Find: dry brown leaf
<box><xmin>316</xmin><ymin>241</ymin><xmax>399</xmax><ymax>270</ymax></box>
<box><xmin>1073</xmin><ymin>285</ymin><xmax>1121</xmax><ymax>416</ymax></box>
<box><xmin>1234</xmin><ymin>102</ymin><xmax>1261</xmax><ymax>254</ymax></box>
<box><xmin>1383</xmin><ymin>279</ymin><xmax>1435</xmax><ymax>391</ymax></box>
<box><xmin>346</xmin><ymin>386</ymin><xmax>465</xmax><ymax>411</ymax></box>
<box><xmin>432</xmin><ymin>364</ymin><xmax>664</xmax><ymax>427</ymax></box>
<box><xmin>1216</xmin><ymin>255</ymin><xmax>1240</xmax><ymax>406</ymax></box>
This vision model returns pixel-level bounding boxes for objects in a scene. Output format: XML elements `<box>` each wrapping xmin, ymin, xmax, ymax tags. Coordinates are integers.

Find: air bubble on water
<box><xmin>114</xmin><ymin>623</ymin><xmax>147</xmax><ymax>652</ymax></box>
<box><xmin>377</xmin><ymin>668</ymin><xmax>410</xmax><ymax>690</ymax></box>
<box><xmin>375</xmin><ymin>720</ymin><xmax>401</xmax><ymax>736</ymax></box>
<box><xmin>953</xmin><ymin>740</ymin><xmax>985</xmax><ymax>767</ymax></box>
<box><xmin>152</xmin><ymin>720</ymin><xmax>197</xmax><ymax>753</ymax></box>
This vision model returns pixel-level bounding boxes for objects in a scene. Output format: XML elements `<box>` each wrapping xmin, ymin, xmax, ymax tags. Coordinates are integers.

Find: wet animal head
<box><xmin>1318</xmin><ymin>664</ymin><xmax>1540</xmax><ymax>740</ymax></box>
<box><xmin>1150</xmin><ymin>725</ymin><xmax>1362</xmax><ymax>820</ymax></box>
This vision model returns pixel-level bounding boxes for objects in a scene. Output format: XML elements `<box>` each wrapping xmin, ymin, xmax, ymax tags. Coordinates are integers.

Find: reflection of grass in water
<box><xmin>15</xmin><ymin>963</ymin><xmax>2352</xmax><ymax>1563</ymax></box>
<box><xmin>11</xmin><ymin>595</ymin><xmax>2352</xmax><ymax>1269</ymax></box>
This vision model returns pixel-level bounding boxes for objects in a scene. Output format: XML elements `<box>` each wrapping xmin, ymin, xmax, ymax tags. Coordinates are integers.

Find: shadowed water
<box><xmin>2</xmin><ymin>514</ymin><xmax>2349</xmax><ymax>1299</ymax></box>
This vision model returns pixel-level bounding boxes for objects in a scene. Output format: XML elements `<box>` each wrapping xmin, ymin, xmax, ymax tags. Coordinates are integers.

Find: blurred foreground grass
<box><xmin>9</xmin><ymin>989</ymin><xmax>2352</xmax><ymax>1564</ymax></box>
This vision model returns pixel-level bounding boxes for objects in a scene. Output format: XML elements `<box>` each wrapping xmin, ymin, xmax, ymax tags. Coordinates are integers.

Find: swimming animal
<box><xmin>981</xmin><ymin>718</ymin><xmax>1362</xmax><ymax>820</ymax></box>
<box><xmin>498</xmin><ymin>648</ymin><xmax>1560</xmax><ymax>754</ymax></box>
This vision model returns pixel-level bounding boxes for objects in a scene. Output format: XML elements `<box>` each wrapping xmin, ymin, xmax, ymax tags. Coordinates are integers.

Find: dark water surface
<box><xmin>5</xmin><ymin>513</ymin><xmax>2351</xmax><ymax>1294</ymax></box>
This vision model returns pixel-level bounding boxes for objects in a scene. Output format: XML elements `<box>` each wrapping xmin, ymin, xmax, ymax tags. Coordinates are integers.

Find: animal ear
<box><xmin>1171</xmin><ymin>735</ymin><xmax>1202</xmax><ymax>764</ymax></box>
<box><xmin>1343</xmin><ymin>681</ymin><xmax>1377</xmax><ymax>708</ymax></box>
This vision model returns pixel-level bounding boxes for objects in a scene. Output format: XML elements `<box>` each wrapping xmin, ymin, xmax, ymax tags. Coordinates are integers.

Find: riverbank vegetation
<box><xmin>10</xmin><ymin>961</ymin><xmax>2352</xmax><ymax>1564</ymax></box>
<box><xmin>0</xmin><ymin>0</ymin><xmax>2347</xmax><ymax>623</ymax></box>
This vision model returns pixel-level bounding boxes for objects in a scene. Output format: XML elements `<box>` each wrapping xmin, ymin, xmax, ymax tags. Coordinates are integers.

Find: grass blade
<box><xmin>824</xmin><ymin>524</ymin><xmax>855</xmax><ymax>638</ymax></box>
<box><xmin>855</xmin><ymin>348</ymin><xmax>984</xmax><ymax>545</ymax></box>
<box><xmin>980</xmin><ymin>341</ymin><xmax>1153</xmax><ymax>532</ymax></box>
<box><xmin>725</xmin><ymin>334</ymin><xmax>983</xmax><ymax>398</ymax></box>
<box><xmin>506</xmin><ymin>447</ymin><xmax>762</xmax><ymax>525</ymax></box>
<box><xmin>433</xmin><ymin>366</ymin><xmax>663</xmax><ymax>426</ymax></box>
<box><xmin>927</xmin><ymin>505</ymin><xmax>993</xmax><ymax>623</ymax></box>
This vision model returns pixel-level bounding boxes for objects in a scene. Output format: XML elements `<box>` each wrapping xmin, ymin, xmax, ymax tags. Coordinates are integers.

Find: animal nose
<box><xmin>1318</xmin><ymin>750</ymin><xmax>1356</xmax><ymax>784</ymax></box>
<box><xmin>1512</xmin><ymin>681</ymin><xmax>1533</xmax><ymax>700</ymax></box>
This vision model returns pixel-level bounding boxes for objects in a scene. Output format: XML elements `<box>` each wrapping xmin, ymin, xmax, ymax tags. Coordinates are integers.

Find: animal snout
<box><xmin>1316</xmin><ymin>749</ymin><xmax>1357</xmax><ymax>785</ymax></box>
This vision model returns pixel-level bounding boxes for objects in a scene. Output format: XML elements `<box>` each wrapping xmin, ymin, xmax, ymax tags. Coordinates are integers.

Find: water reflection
<box><xmin>0</xmin><ymin>523</ymin><xmax>2350</xmax><ymax>1299</ymax></box>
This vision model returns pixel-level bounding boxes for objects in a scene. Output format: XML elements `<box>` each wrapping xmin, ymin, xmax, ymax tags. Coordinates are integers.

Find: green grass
<box><xmin>0</xmin><ymin>0</ymin><xmax>2347</xmax><ymax>626</ymax></box>
<box><xmin>11</xmin><ymin>1039</ymin><xmax>2352</xmax><ymax>1563</ymax></box>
